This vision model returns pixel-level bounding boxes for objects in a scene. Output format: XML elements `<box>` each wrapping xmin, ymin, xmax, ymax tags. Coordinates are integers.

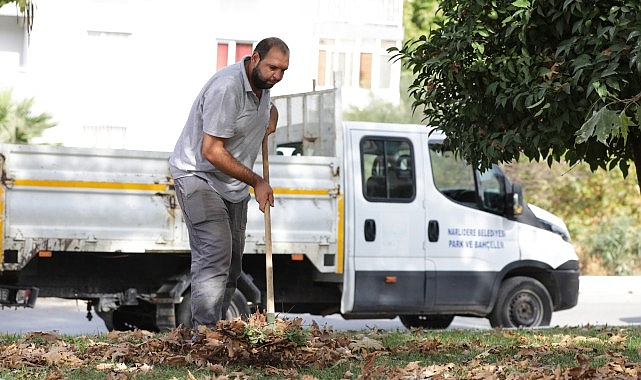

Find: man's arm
<box><xmin>202</xmin><ymin>133</ymin><xmax>274</xmax><ymax>212</ymax></box>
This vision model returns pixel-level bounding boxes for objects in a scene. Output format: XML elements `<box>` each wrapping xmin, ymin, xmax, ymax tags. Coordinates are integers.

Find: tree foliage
<box><xmin>0</xmin><ymin>89</ymin><xmax>55</xmax><ymax>143</ymax></box>
<box><xmin>392</xmin><ymin>0</ymin><xmax>641</xmax><ymax>188</ymax></box>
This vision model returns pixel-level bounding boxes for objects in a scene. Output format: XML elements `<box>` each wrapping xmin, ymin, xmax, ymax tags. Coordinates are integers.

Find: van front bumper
<box><xmin>552</xmin><ymin>260</ymin><xmax>579</xmax><ymax>311</ymax></box>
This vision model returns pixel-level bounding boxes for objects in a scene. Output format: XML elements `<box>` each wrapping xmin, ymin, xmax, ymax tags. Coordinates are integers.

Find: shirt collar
<box><xmin>241</xmin><ymin>56</ymin><xmax>253</xmax><ymax>94</ymax></box>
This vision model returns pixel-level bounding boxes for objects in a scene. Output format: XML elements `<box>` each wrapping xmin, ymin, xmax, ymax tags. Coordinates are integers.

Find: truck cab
<box><xmin>340</xmin><ymin>122</ymin><xmax>579</xmax><ymax>328</ymax></box>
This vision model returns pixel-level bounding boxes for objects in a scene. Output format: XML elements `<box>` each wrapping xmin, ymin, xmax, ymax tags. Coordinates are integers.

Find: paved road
<box><xmin>1</xmin><ymin>276</ymin><xmax>639</xmax><ymax>335</ymax></box>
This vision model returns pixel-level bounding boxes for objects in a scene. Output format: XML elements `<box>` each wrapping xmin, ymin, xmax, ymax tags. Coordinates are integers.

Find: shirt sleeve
<box><xmin>201</xmin><ymin>77</ymin><xmax>241</xmax><ymax>139</ymax></box>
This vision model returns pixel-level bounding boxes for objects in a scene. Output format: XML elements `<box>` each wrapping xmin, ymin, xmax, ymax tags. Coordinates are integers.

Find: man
<box><xmin>169</xmin><ymin>37</ymin><xmax>289</xmax><ymax>331</ymax></box>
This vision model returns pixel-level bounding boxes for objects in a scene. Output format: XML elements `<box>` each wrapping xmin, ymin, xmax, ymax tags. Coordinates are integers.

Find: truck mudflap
<box><xmin>552</xmin><ymin>260</ymin><xmax>580</xmax><ymax>311</ymax></box>
<box><xmin>0</xmin><ymin>285</ymin><xmax>38</xmax><ymax>308</ymax></box>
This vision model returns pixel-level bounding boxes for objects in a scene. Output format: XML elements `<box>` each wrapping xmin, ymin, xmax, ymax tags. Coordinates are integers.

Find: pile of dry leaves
<box><xmin>2</xmin><ymin>313</ymin><xmax>641</xmax><ymax>379</ymax></box>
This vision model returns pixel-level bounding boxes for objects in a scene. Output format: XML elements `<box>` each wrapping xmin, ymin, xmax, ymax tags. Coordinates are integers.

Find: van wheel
<box><xmin>399</xmin><ymin>314</ymin><xmax>454</xmax><ymax>329</ymax></box>
<box><xmin>489</xmin><ymin>276</ymin><xmax>552</xmax><ymax>328</ymax></box>
<box><xmin>175</xmin><ymin>288</ymin><xmax>251</xmax><ymax>329</ymax></box>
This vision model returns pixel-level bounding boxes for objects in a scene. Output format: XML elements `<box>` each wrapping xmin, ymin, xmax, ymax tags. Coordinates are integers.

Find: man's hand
<box><xmin>254</xmin><ymin>179</ymin><xmax>274</xmax><ymax>213</ymax></box>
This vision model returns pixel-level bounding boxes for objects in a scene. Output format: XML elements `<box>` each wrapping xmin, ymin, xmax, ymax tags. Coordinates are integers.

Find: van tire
<box><xmin>399</xmin><ymin>314</ymin><xmax>454</xmax><ymax>329</ymax></box>
<box><xmin>489</xmin><ymin>276</ymin><xmax>552</xmax><ymax>328</ymax></box>
<box><xmin>175</xmin><ymin>288</ymin><xmax>251</xmax><ymax>329</ymax></box>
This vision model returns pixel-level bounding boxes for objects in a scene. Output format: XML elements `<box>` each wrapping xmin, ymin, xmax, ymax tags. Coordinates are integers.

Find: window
<box><xmin>235</xmin><ymin>43</ymin><xmax>252</xmax><ymax>61</ymax></box>
<box><xmin>216</xmin><ymin>41</ymin><xmax>253</xmax><ymax>71</ymax></box>
<box><xmin>317</xmin><ymin>38</ymin><xmax>398</xmax><ymax>91</ymax></box>
<box><xmin>478</xmin><ymin>169</ymin><xmax>504</xmax><ymax>213</ymax></box>
<box><xmin>361</xmin><ymin>137</ymin><xmax>415</xmax><ymax>202</ymax></box>
<box><xmin>429</xmin><ymin>145</ymin><xmax>476</xmax><ymax>198</ymax></box>
<box><xmin>359</xmin><ymin>53</ymin><xmax>372</xmax><ymax>89</ymax></box>
<box><xmin>317</xmin><ymin>50</ymin><xmax>326</xmax><ymax>86</ymax></box>
<box><xmin>216</xmin><ymin>43</ymin><xmax>229</xmax><ymax>71</ymax></box>
<box><xmin>429</xmin><ymin>143</ymin><xmax>505</xmax><ymax>213</ymax></box>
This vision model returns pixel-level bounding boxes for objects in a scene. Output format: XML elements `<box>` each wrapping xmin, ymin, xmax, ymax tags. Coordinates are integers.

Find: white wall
<box><xmin>0</xmin><ymin>0</ymin><xmax>403</xmax><ymax>151</ymax></box>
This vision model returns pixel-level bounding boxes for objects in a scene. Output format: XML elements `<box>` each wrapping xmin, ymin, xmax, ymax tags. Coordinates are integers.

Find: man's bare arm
<box><xmin>202</xmin><ymin>133</ymin><xmax>274</xmax><ymax>212</ymax></box>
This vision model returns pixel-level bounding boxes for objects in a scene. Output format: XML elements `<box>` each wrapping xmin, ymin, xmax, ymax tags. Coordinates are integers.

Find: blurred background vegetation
<box><xmin>503</xmin><ymin>160</ymin><xmax>641</xmax><ymax>275</ymax></box>
<box><xmin>344</xmin><ymin>0</ymin><xmax>641</xmax><ymax>275</ymax></box>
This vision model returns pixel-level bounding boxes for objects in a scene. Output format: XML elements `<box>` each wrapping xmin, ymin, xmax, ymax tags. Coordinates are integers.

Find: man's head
<box><xmin>249</xmin><ymin>37</ymin><xmax>289</xmax><ymax>90</ymax></box>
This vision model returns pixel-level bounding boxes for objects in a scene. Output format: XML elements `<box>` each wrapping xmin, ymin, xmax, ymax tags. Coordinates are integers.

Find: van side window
<box><xmin>361</xmin><ymin>137</ymin><xmax>415</xmax><ymax>202</ymax></box>
<box><xmin>429</xmin><ymin>143</ymin><xmax>505</xmax><ymax>213</ymax></box>
<box><xmin>429</xmin><ymin>145</ymin><xmax>478</xmax><ymax>206</ymax></box>
<box><xmin>478</xmin><ymin>169</ymin><xmax>504</xmax><ymax>213</ymax></box>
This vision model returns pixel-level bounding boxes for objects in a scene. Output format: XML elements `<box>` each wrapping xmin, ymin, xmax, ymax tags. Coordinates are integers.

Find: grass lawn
<box><xmin>1</xmin><ymin>314</ymin><xmax>639</xmax><ymax>379</ymax></box>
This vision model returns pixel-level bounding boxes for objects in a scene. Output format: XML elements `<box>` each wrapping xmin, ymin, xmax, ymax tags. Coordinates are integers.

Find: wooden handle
<box><xmin>262</xmin><ymin>134</ymin><xmax>275</xmax><ymax>319</ymax></box>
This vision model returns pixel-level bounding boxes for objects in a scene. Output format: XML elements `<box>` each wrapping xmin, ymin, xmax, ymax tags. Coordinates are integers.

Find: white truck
<box><xmin>0</xmin><ymin>88</ymin><xmax>579</xmax><ymax>331</ymax></box>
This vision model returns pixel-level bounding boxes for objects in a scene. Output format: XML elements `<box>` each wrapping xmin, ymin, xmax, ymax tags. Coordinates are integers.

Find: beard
<box><xmin>252</xmin><ymin>66</ymin><xmax>274</xmax><ymax>89</ymax></box>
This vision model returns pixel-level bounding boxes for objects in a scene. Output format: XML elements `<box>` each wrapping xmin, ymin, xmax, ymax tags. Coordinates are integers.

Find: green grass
<box><xmin>1</xmin><ymin>324</ymin><xmax>640</xmax><ymax>379</ymax></box>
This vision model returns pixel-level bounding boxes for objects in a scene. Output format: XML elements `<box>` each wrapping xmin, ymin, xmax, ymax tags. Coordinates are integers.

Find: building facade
<box><xmin>0</xmin><ymin>0</ymin><xmax>404</xmax><ymax>151</ymax></box>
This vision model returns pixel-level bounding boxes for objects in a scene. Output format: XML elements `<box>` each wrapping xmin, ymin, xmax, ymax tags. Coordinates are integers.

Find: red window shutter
<box><xmin>236</xmin><ymin>43</ymin><xmax>253</xmax><ymax>62</ymax></box>
<box><xmin>217</xmin><ymin>43</ymin><xmax>229</xmax><ymax>71</ymax></box>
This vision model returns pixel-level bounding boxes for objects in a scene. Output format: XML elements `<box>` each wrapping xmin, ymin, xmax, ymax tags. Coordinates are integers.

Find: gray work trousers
<box><xmin>173</xmin><ymin>175</ymin><xmax>248</xmax><ymax>329</ymax></box>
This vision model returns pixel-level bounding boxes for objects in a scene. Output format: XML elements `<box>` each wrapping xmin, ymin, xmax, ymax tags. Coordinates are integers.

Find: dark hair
<box><xmin>254</xmin><ymin>37</ymin><xmax>289</xmax><ymax>60</ymax></box>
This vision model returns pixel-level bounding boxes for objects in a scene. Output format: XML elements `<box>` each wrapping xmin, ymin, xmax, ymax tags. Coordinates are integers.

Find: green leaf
<box><xmin>526</xmin><ymin>96</ymin><xmax>545</xmax><ymax>109</ymax></box>
<box><xmin>471</xmin><ymin>41</ymin><xmax>485</xmax><ymax>54</ymax></box>
<box><xmin>575</xmin><ymin>106</ymin><xmax>620</xmax><ymax>144</ymax></box>
<box><xmin>512</xmin><ymin>0</ymin><xmax>530</xmax><ymax>8</ymax></box>
<box><xmin>591</xmin><ymin>81</ymin><xmax>608</xmax><ymax>99</ymax></box>
<box><xmin>572</xmin><ymin>54</ymin><xmax>593</xmax><ymax>72</ymax></box>
<box><xmin>615</xmin><ymin>112</ymin><xmax>635</xmax><ymax>144</ymax></box>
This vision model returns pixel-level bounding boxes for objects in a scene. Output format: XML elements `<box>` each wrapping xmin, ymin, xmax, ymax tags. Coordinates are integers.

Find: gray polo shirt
<box><xmin>169</xmin><ymin>57</ymin><xmax>271</xmax><ymax>202</ymax></box>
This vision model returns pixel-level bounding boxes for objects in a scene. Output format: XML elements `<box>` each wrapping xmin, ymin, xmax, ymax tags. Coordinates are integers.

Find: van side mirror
<box><xmin>508</xmin><ymin>183</ymin><xmax>524</xmax><ymax>216</ymax></box>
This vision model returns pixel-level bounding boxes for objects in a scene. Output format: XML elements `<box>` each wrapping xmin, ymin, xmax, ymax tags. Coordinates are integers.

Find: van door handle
<box><xmin>364</xmin><ymin>219</ymin><xmax>376</xmax><ymax>241</ymax></box>
<box><xmin>428</xmin><ymin>220</ymin><xmax>439</xmax><ymax>242</ymax></box>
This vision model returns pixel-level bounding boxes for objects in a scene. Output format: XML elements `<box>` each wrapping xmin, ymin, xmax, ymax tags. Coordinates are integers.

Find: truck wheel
<box><xmin>175</xmin><ymin>288</ymin><xmax>251</xmax><ymax>329</ymax></box>
<box><xmin>111</xmin><ymin>302</ymin><xmax>157</xmax><ymax>331</ymax></box>
<box><xmin>399</xmin><ymin>314</ymin><xmax>454</xmax><ymax>329</ymax></box>
<box><xmin>226</xmin><ymin>290</ymin><xmax>250</xmax><ymax>319</ymax></box>
<box><xmin>489</xmin><ymin>276</ymin><xmax>552</xmax><ymax>328</ymax></box>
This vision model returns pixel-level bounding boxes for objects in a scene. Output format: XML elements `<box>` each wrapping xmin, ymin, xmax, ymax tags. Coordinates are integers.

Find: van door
<box><xmin>341</xmin><ymin>127</ymin><xmax>434</xmax><ymax>314</ymax></box>
<box><xmin>422</xmin><ymin>139</ymin><xmax>520</xmax><ymax>312</ymax></box>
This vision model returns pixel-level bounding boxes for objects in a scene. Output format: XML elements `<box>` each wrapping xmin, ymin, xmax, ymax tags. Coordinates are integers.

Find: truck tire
<box><xmin>399</xmin><ymin>314</ymin><xmax>454</xmax><ymax>329</ymax></box>
<box><xmin>111</xmin><ymin>302</ymin><xmax>157</xmax><ymax>331</ymax></box>
<box><xmin>489</xmin><ymin>276</ymin><xmax>552</xmax><ymax>328</ymax></box>
<box><xmin>175</xmin><ymin>288</ymin><xmax>251</xmax><ymax>329</ymax></box>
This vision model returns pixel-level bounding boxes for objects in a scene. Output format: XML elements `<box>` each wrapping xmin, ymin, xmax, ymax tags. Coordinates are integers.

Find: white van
<box><xmin>338</xmin><ymin>121</ymin><xmax>579</xmax><ymax>328</ymax></box>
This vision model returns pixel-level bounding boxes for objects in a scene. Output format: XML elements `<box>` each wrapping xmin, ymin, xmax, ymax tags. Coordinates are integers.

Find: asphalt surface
<box><xmin>1</xmin><ymin>276</ymin><xmax>639</xmax><ymax>335</ymax></box>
